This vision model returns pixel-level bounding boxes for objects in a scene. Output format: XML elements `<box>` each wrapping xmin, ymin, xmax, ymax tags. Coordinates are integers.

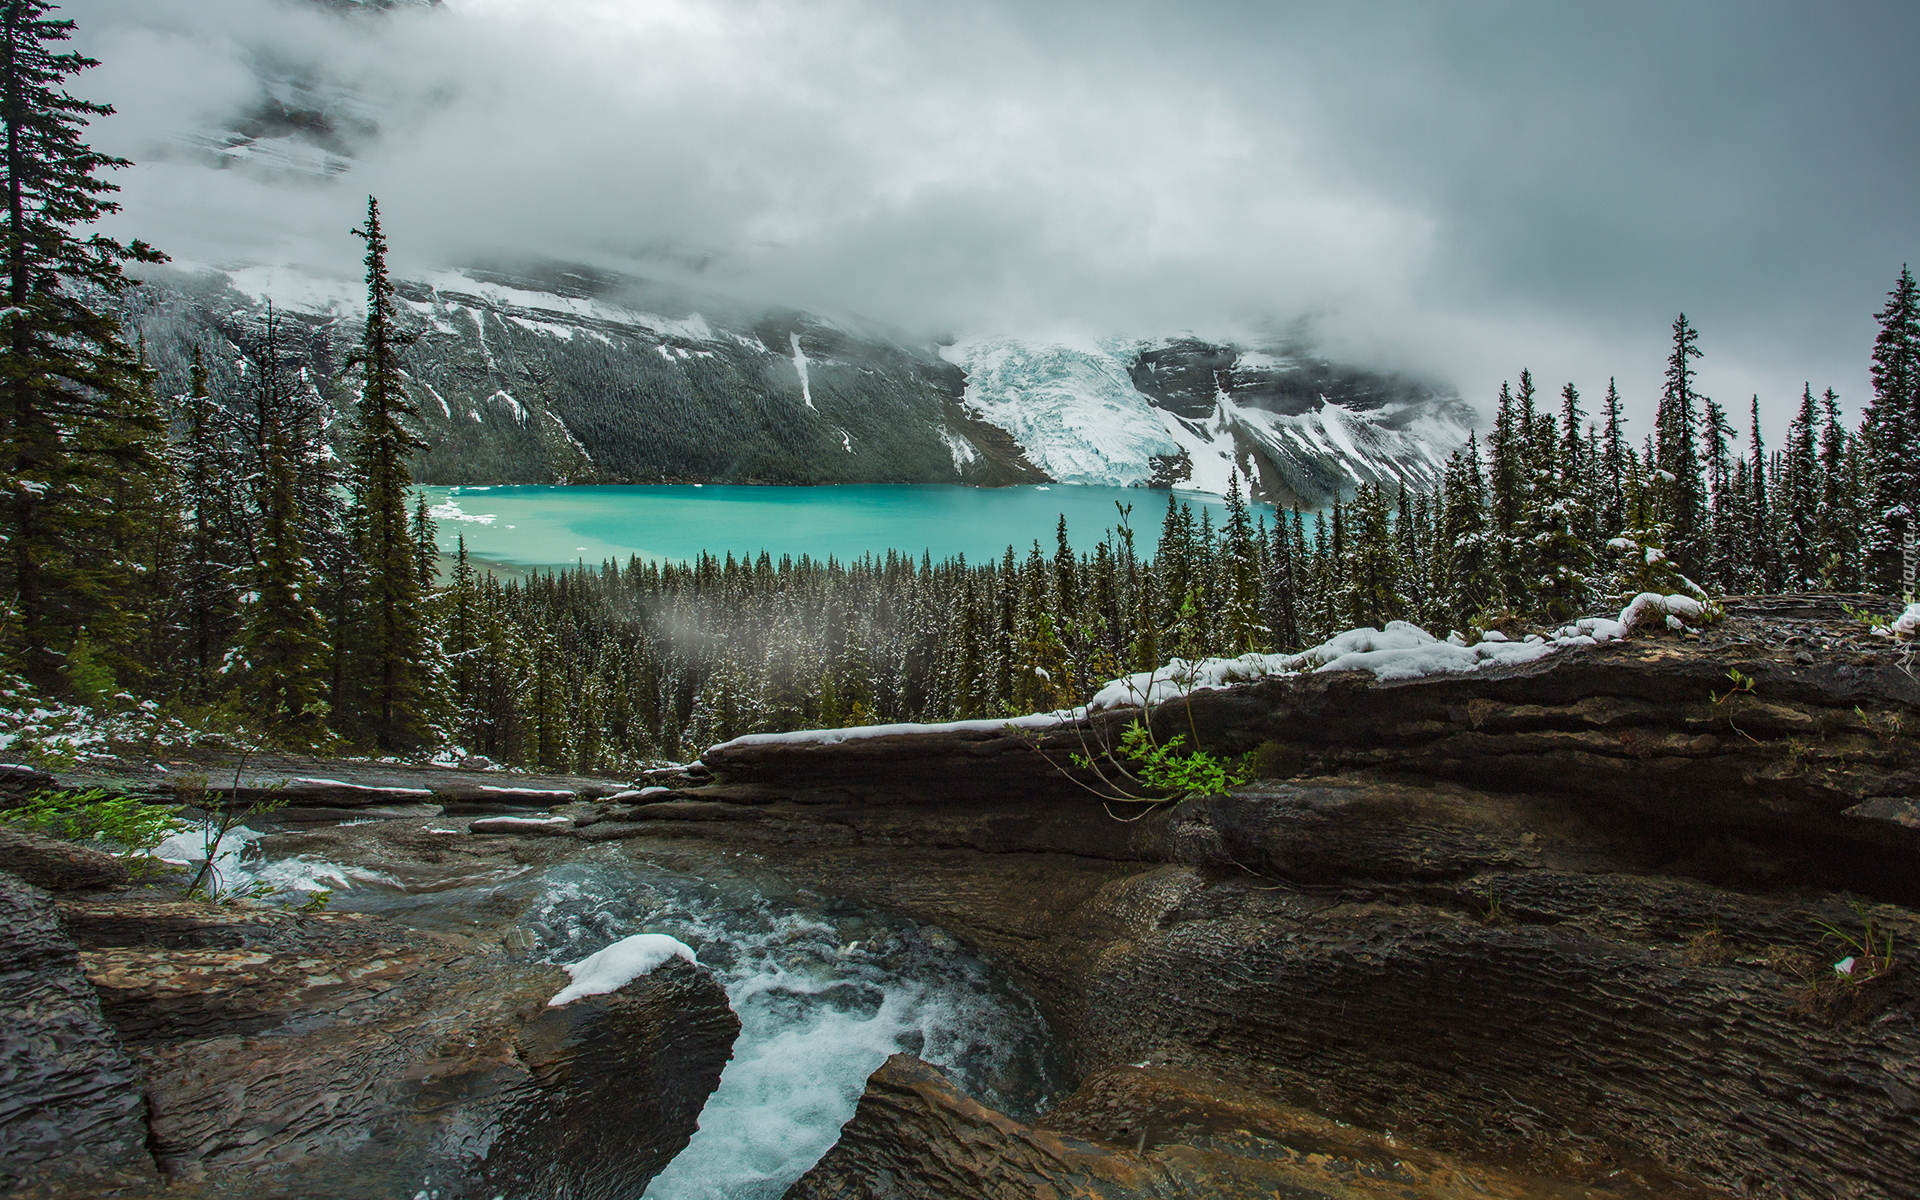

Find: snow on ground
<box><xmin>223</xmin><ymin>263</ymin><xmax>366</xmax><ymax>315</ymax></box>
<box><xmin>942</xmin><ymin>337</ymin><xmax>1179</xmax><ymax>486</ymax></box>
<box><xmin>710</xmin><ymin>596</ymin><xmax>1684</xmax><ymax>754</ymax></box>
<box><xmin>1881</xmin><ymin>602</ymin><xmax>1920</xmax><ymax>640</ymax></box>
<box><xmin>549</xmin><ymin>933</ymin><xmax>699</xmax><ymax>1007</ymax></box>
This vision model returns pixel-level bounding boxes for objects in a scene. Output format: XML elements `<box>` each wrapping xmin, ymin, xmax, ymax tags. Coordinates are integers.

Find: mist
<box><xmin>67</xmin><ymin>0</ymin><xmax>1920</xmax><ymax>432</ymax></box>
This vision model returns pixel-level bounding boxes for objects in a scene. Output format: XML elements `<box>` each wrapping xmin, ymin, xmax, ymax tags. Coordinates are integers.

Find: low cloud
<box><xmin>69</xmin><ymin>0</ymin><xmax>1920</xmax><ymax>434</ymax></box>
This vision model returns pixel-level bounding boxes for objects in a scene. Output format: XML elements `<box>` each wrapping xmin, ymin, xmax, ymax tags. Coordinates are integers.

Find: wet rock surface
<box><xmin>787</xmin><ymin>1054</ymin><xmax>1701</xmax><ymax>1199</ymax></box>
<box><xmin>10</xmin><ymin>877</ymin><xmax>736</xmax><ymax>1199</ymax></box>
<box><xmin>0</xmin><ymin>826</ymin><xmax>132</xmax><ymax>890</ymax></box>
<box><xmin>0</xmin><ymin>873</ymin><xmax>156</xmax><ymax>1196</ymax></box>
<box><xmin>9</xmin><ymin>596</ymin><xmax>1914</xmax><ymax>1198</ymax></box>
<box><xmin>55</xmin><ymin>753</ymin><xmax>631</xmax><ymax>818</ymax></box>
<box><xmin>651</xmin><ymin>601</ymin><xmax>1919</xmax><ymax>1198</ymax></box>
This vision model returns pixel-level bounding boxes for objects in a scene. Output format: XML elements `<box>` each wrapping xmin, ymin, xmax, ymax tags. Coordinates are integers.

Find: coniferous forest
<box><xmin>4</xmin><ymin>2</ymin><xmax>1919</xmax><ymax>772</ymax></box>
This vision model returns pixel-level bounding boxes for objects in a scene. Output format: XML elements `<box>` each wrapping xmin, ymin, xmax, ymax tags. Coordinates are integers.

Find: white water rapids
<box><xmin>523</xmin><ymin>858</ymin><xmax>1061</xmax><ymax>1199</ymax></box>
<box><xmin>204</xmin><ymin>830</ymin><xmax>1062</xmax><ymax>1199</ymax></box>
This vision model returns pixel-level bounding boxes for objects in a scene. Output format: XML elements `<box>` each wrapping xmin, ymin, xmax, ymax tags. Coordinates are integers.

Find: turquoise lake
<box><xmin>421</xmin><ymin>484</ymin><xmax>1275</xmax><ymax>569</ymax></box>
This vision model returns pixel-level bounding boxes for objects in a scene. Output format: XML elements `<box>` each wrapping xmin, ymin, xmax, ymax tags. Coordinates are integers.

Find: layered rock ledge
<box><xmin>569</xmin><ymin>597</ymin><xmax>1919</xmax><ymax>1198</ymax></box>
<box><xmin>1</xmin><ymin>854</ymin><xmax>737</xmax><ymax>1199</ymax></box>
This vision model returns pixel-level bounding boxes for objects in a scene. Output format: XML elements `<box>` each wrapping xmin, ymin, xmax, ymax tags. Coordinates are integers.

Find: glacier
<box><xmin>943</xmin><ymin>337</ymin><xmax>1179</xmax><ymax>487</ymax></box>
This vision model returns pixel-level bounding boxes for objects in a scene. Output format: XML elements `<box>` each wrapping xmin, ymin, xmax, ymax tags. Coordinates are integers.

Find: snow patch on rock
<box><xmin>549</xmin><ymin>934</ymin><xmax>699</xmax><ymax>1007</ymax></box>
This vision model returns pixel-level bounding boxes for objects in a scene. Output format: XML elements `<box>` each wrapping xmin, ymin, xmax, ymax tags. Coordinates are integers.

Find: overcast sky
<box><xmin>67</xmin><ymin>0</ymin><xmax>1920</xmax><ymax>433</ymax></box>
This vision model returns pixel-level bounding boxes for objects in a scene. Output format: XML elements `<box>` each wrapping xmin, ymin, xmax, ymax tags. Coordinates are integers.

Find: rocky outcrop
<box><xmin>41</xmin><ymin>888</ymin><xmax>737</xmax><ymax>1199</ymax></box>
<box><xmin>0</xmin><ymin>827</ymin><xmax>131</xmax><ymax>891</ymax></box>
<box><xmin>0</xmin><ymin>874</ymin><xmax>156</xmax><ymax>1195</ymax></box>
<box><xmin>462</xmin><ymin>957</ymin><xmax>740</xmax><ymax>1200</ymax></box>
<box><xmin>575</xmin><ymin>602</ymin><xmax>1919</xmax><ymax>1198</ymax></box>
<box><xmin>788</xmin><ymin>1054</ymin><xmax>1695</xmax><ymax>1200</ymax></box>
<box><xmin>56</xmin><ymin>754</ymin><xmax>632</xmax><ymax>822</ymax></box>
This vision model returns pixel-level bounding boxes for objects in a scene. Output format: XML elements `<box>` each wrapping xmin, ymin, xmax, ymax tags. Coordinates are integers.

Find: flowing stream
<box><xmin>210</xmin><ymin>831</ymin><xmax>1063</xmax><ymax>1199</ymax></box>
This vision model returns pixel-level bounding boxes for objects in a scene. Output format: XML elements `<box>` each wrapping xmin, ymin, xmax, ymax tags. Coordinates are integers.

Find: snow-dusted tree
<box><xmin>1217</xmin><ymin>470</ymin><xmax>1264</xmax><ymax>654</ymax></box>
<box><xmin>1864</xmin><ymin>266</ymin><xmax>1920</xmax><ymax>595</ymax></box>
<box><xmin>1343</xmin><ymin>483</ymin><xmax>1405</xmax><ymax>630</ymax></box>
<box><xmin>0</xmin><ymin>0</ymin><xmax>167</xmax><ymax>692</ymax></box>
<box><xmin>1653</xmin><ymin>314</ymin><xmax>1708</xmax><ymax>575</ymax></box>
<box><xmin>342</xmin><ymin>197</ymin><xmax>434</xmax><ymax>749</ymax></box>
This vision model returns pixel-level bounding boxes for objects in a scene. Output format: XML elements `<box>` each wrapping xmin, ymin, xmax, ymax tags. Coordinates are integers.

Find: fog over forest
<box><xmin>67</xmin><ymin>0</ymin><xmax>1920</xmax><ymax>430</ymax></box>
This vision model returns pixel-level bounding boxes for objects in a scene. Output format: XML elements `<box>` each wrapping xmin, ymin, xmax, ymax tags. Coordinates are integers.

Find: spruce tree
<box><xmin>1864</xmin><ymin>266</ymin><xmax>1920</xmax><ymax>595</ymax></box>
<box><xmin>1262</xmin><ymin>511</ymin><xmax>1302</xmax><ymax>650</ymax></box>
<box><xmin>1528</xmin><ymin>422</ymin><xmax>1594</xmax><ymax>623</ymax></box>
<box><xmin>343</xmin><ymin>197</ymin><xmax>433</xmax><ymax>749</ymax></box>
<box><xmin>1598</xmin><ymin>378</ymin><xmax>1627</xmax><ymax>539</ymax></box>
<box><xmin>177</xmin><ymin>347</ymin><xmax>243</xmax><ymax>692</ymax></box>
<box><xmin>1487</xmin><ymin>379</ymin><xmax>1531</xmax><ymax>609</ymax></box>
<box><xmin>1218</xmin><ymin>470</ymin><xmax>1263</xmax><ymax>653</ymax></box>
<box><xmin>1746</xmin><ymin>398</ymin><xmax>1775</xmax><ymax>592</ymax></box>
<box><xmin>239</xmin><ymin>423</ymin><xmax>333</xmax><ymax>748</ymax></box>
<box><xmin>0</xmin><ymin>0</ymin><xmax>166</xmax><ymax>691</ymax></box>
<box><xmin>1437</xmin><ymin>438</ymin><xmax>1496</xmax><ymax>629</ymax></box>
<box><xmin>1343</xmin><ymin>484</ymin><xmax>1405</xmax><ymax>629</ymax></box>
<box><xmin>1781</xmin><ymin>385</ymin><xmax>1822</xmax><ymax>588</ymax></box>
<box><xmin>1816</xmin><ymin>389</ymin><xmax>1858</xmax><ymax>587</ymax></box>
<box><xmin>1652</xmin><ymin>315</ymin><xmax>1708</xmax><ymax>575</ymax></box>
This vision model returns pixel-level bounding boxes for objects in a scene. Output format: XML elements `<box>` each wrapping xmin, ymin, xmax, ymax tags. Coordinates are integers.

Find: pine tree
<box><xmin>1864</xmin><ymin>266</ymin><xmax>1920</xmax><ymax>595</ymax></box>
<box><xmin>1599</xmin><ymin>378</ymin><xmax>1627</xmax><ymax>539</ymax></box>
<box><xmin>1699</xmin><ymin>397</ymin><xmax>1735</xmax><ymax>589</ymax></box>
<box><xmin>1217</xmin><ymin>470</ymin><xmax>1262</xmax><ymax>653</ymax></box>
<box><xmin>1528</xmin><ymin>407</ymin><xmax>1595</xmax><ymax>624</ymax></box>
<box><xmin>1746</xmin><ymin>398</ymin><xmax>1775</xmax><ymax>592</ymax></box>
<box><xmin>343</xmin><ymin>197</ymin><xmax>432</xmax><ymax>749</ymax></box>
<box><xmin>1781</xmin><ymin>385</ymin><xmax>1822</xmax><ymax>588</ymax></box>
<box><xmin>0</xmin><ymin>1</ymin><xmax>167</xmax><ymax>691</ymax></box>
<box><xmin>1816</xmin><ymin>389</ymin><xmax>1857</xmax><ymax>587</ymax></box>
<box><xmin>1487</xmin><ymin>379</ymin><xmax>1532</xmax><ymax>609</ymax></box>
<box><xmin>177</xmin><ymin>347</ymin><xmax>244</xmax><ymax>693</ymax></box>
<box><xmin>1437</xmin><ymin>438</ymin><xmax>1496</xmax><ymax>629</ymax></box>
<box><xmin>239</xmin><ymin>421</ymin><xmax>332</xmax><ymax>747</ymax></box>
<box><xmin>1262</xmin><ymin>510</ymin><xmax>1302</xmax><ymax>650</ymax></box>
<box><xmin>1343</xmin><ymin>484</ymin><xmax>1405</xmax><ymax>629</ymax></box>
<box><xmin>1653</xmin><ymin>314</ymin><xmax>1708</xmax><ymax>574</ymax></box>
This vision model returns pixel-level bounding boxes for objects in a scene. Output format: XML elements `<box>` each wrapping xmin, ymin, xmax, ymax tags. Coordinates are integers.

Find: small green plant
<box><xmin>1854</xmin><ymin>705</ymin><xmax>1907</xmax><ymax>740</ymax></box>
<box><xmin>1472</xmin><ymin>880</ymin><xmax>1512</xmax><ymax>927</ymax></box>
<box><xmin>1767</xmin><ymin>895</ymin><xmax>1902</xmax><ymax>1025</ymax></box>
<box><xmin>1113</xmin><ymin>719</ymin><xmax>1249</xmax><ymax>797</ymax></box>
<box><xmin>1</xmin><ymin>788</ymin><xmax>187</xmax><ymax>874</ymax></box>
<box><xmin>1025</xmin><ymin>661</ymin><xmax>1252</xmax><ymax>816</ymax></box>
<box><xmin>1710</xmin><ymin>667</ymin><xmax>1756</xmax><ymax>705</ymax></box>
<box><xmin>1813</xmin><ymin>894</ymin><xmax>1897</xmax><ymax>978</ymax></box>
<box><xmin>1842</xmin><ymin>601</ymin><xmax>1894</xmax><ymax>633</ymax></box>
<box><xmin>1710</xmin><ymin>667</ymin><xmax>1764</xmax><ymax>744</ymax></box>
<box><xmin>295</xmin><ymin>888</ymin><xmax>334</xmax><ymax>913</ymax></box>
<box><xmin>178</xmin><ymin>761</ymin><xmax>294</xmax><ymax>903</ymax></box>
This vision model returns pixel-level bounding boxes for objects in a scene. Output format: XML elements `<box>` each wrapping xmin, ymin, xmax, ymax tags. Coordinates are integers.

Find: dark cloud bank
<box><xmin>68</xmin><ymin>0</ymin><xmax>1920</xmax><ymax>429</ymax></box>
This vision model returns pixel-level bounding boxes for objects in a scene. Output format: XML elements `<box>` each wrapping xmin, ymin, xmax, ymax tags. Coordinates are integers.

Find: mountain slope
<box><xmin>119</xmin><ymin>263</ymin><xmax>1470</xmax><ymax>505</ymax></box>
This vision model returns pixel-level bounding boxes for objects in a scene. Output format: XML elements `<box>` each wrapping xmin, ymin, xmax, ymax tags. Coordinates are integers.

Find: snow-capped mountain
<box><xmin>101</xmin><ymin>0</ymin><xmax>1474</xmax><ymax>505</ymax></box>
<box><xmin>119</xmin><ymin>262</ymin><xmax>1471</xmax><ymax>505</ymax></box>
<box><xmin>945</xmin><ymin>336</ymin><xmax>1473</xmax><ymax>506</ymax></box>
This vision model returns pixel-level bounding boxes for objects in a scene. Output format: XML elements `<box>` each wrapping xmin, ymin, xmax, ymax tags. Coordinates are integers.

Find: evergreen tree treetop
<box><xmin>1654</xmin><ymin>313</ymin><xmax>1708</xmax><ymax>573</ymax></box>
<box><xmin>1865</xmin><ymin>265</ymin><xmax>1919</xmax><ymax>593</ymax></box>
<box><xmin>1</xmin><ymin>0</ymin><xmax>169</xmax><ymax>690</ymax></box>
